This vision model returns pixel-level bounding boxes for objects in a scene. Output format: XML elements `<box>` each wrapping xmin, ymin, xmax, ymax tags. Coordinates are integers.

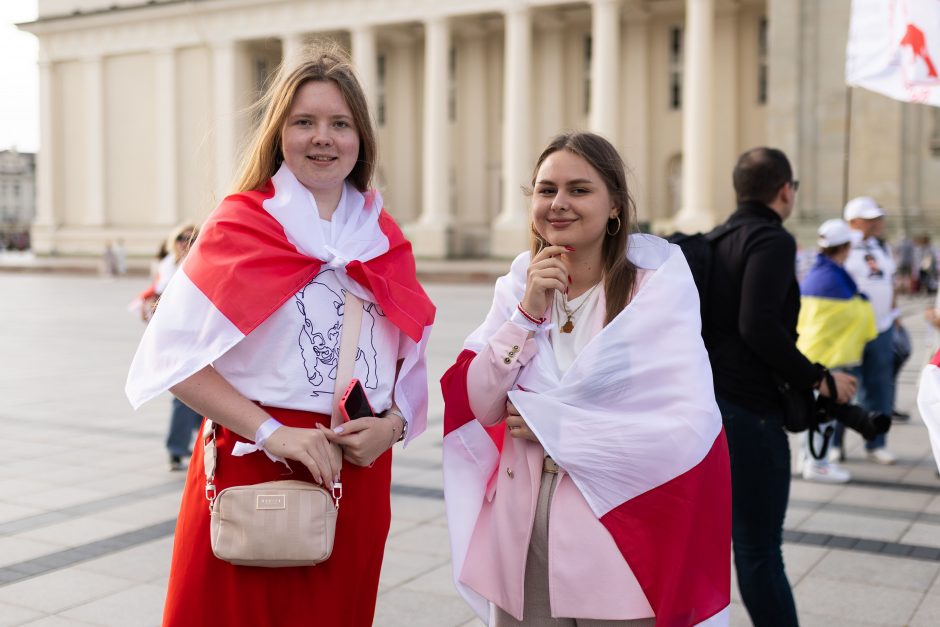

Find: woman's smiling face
<box><xmin>531</xmin><ymin>149</ymin><xmax>618</xmax><ymax>252</ymax></box>
<box><xmin>280</xmin><ymin>80</ymin><xmax>360</xmax><ymax>208</ymax></box>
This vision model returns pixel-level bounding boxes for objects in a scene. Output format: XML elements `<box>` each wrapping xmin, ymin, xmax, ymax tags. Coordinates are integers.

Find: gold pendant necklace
<box><xmin>558</xmin><ymin>283</ymin><xmax>600</xmax><ymax>334</ymax></box>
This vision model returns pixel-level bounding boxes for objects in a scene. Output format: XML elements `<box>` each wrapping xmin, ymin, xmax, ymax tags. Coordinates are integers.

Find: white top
<box><xmin>844</xmin><ymin>229</ymin><xmax>896</xmax><ymax>332</ymax></box>
<box><xmin>212</xmin><ymin>217</ymin><xmax>404</xmax><ymax>415</ymax></box>
<box><xmin>550</xmin><ymin>283</ymin><xmax>604</xmax><ymax>372</ymax></box>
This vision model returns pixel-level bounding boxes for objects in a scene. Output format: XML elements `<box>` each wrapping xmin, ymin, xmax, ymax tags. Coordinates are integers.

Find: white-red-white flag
<box><xmin>125</xmin><ymin>165</ymin><xmax>436</xmax><ymax>442</ymax></box>
<box><xmin>847</xmin><ymin>0</ymin><xmax>940</xmax><ymax>105</ymax></box>
<box><xmin>441</xmin><ymin>237</ymin><xmax>731</xmax><ymax>626</ymax></box>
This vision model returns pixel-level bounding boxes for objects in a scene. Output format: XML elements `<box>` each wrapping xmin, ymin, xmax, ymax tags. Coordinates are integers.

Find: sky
<box><xmin>0</xmin><ymin>1</ymin><xmax>39</xmax><ymax>153</ymax></box>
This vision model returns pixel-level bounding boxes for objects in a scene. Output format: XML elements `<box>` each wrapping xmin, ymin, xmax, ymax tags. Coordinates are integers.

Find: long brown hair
<box><xmin>233</xmin><ymin>41</ymin><xmax>377</xmax><ymax>194</ymax></box>
<box><xmin>529</xmin><ymin>132</ymin><xmax>637</xmax><ymax>326</ymax></box>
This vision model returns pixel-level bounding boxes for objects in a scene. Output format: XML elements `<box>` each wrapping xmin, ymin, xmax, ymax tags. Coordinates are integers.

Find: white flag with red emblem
<box><xmin>847</xmin><ymin>0</ymin><xmax>940</xmax><ymax>105</ymax></box>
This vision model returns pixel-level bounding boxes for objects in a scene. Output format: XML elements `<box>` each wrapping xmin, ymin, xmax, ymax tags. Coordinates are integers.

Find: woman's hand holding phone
<box><xmin>319</xmin><ymin>417</ymin><xmax>396</xmax><ymax>467</ymax></box>
<box><xmin>521</xmin><ymin>245</ymin><xmax>572</xmax><ymax>319</ymax></box>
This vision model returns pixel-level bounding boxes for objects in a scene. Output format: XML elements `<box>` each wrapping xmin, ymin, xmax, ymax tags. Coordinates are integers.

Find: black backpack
<box><xmin>665</xmin><ymin>223</ymin><xmax>740</xmax><ymax>319</ymax></box>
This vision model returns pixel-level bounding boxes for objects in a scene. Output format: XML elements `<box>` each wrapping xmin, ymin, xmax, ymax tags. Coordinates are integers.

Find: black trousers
<box><xmin>717</xmin><ymin>396</ymin><xmax>799</xmax><ymax>627</ymax></box>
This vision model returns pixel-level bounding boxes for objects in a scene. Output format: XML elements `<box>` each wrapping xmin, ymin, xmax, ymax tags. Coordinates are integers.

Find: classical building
<box><xmin>18</xmin><ymin>0</ymin><xmax>940</xmax><ymax>258</ymax></box>
<box><xmin>0</xmin><ymin>149</ymin><xmax>36</xmax><ymax>248</ymax></box>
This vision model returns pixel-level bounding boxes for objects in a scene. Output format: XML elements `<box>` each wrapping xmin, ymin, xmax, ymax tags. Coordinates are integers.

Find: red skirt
<box><xmin>162</xmin><ymin>407</ymin><xmax>392</xmax><ymax>627</ymax></box>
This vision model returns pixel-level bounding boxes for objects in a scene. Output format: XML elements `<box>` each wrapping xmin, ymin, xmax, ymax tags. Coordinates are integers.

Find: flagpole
<box><xmin>842</xmin><ymin>85</ymin><xmax>854</xmax><ymax>210</ymax></box>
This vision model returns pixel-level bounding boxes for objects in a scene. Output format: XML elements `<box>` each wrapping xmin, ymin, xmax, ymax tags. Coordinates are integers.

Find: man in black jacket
<box><xmin>705</xmin><ymin>147</ymin><xmax>856</xmax><ymax>626</ymax></box>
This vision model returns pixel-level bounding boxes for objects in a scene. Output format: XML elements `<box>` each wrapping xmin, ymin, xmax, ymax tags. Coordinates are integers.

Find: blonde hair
<box><xmin>232</xmin><ymin>41</ymin><xmax>377</xmax><ymax>194</ymax></box>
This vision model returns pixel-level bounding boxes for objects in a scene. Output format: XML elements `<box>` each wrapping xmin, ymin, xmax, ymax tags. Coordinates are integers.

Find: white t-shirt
<box><xmin>844</xmin><ymin>230</ymin><xmax>896</xmax><ymax>333</ymax></box>
<box><xmin>212</xmin><ymin>220</ymin><xmax>404</xmax><ymax>416</ymax></box>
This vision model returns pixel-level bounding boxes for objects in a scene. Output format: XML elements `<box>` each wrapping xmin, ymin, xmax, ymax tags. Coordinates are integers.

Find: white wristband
<box><xmin>231</xmin><ymin>417</ymin><xmax>287</xmax><ymax>466</ymax></box>
<box><xmin>254</xmin><ymin>417</ymin><xmax>283</xmax><ymax>448</ymax></box>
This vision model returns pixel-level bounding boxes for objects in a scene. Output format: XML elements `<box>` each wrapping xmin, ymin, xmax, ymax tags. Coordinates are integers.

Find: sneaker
<box><xmin>169</xmin><ymin>455</ymin><xmax>185</xmax><ymax>472</ymax></box>
<box><xmin>866</xmin><ymin>448</ymin><xmax>897</xmax><ymax>465</ymax></box>
<box><xmin>891</xmin><ymin>410</ymin><xmax>911</xmax><ymax>422</ymax></box>
<box><xmin>802</xmin><ymin>460</ymin><xmax>851</xmax><ymax>484</ymax></box>
<box><xmin>827</xmin><ymin>446</ymin><xmax>844</xmax><ymax>463</ymax></box>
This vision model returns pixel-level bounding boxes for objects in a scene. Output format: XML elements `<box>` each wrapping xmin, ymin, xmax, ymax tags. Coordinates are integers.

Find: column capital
<box><xmin>502</xmin><ymin>3</ymin><xmax>531</xmax><ymax>18</ymax></box>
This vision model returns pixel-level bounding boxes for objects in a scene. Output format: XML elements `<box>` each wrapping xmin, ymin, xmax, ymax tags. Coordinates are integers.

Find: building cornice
<box><xmin>22</xmin><ymin>0</ymin><xmax>617</xmax><ymax>61</ymax></box>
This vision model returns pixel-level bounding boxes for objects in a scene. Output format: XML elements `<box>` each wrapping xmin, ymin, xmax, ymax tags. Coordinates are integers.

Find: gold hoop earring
<box><xmin>606</xmin><ymin>215</ymin><xmax>622</xmax><ymax>236</ymax></box>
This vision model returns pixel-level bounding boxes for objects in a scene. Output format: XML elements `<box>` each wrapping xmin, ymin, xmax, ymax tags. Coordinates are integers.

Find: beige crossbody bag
<box><xmin>203</xmin><ymin>292</ymin><xmax>364</xmax><ymax>568</ymax></box>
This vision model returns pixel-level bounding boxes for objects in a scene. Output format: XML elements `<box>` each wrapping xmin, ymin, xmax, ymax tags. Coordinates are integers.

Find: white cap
<box><xmin>843</xmin><ymin>196</ymin><xmax>885</xmax><ymax>221</ymax></box>
<box><xmin>817</xmin><ymin>219</ymin><xmax>853</xmax><ymax>248</ymax></box>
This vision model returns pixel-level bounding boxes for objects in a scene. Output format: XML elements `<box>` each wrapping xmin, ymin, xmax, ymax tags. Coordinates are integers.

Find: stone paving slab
<box><xmin>1</xmin><ymin>274</ymin><xmax>939</xmax><ymax>625</ymax></box>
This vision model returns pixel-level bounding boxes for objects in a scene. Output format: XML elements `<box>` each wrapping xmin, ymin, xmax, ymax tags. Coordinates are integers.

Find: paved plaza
<box><xmin>1</xmin><ymin>270</ymin><xmax>940</xmax><ymax>626</ymax></box>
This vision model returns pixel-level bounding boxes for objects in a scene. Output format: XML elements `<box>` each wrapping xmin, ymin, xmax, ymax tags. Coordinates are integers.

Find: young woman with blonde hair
<box><xmin>442</xmin><ymin>132</ymin><xmax>731</xmax><ymax>626</ymax></box>
<box><xmin>126</xmin><ymin>43</ymin><xmax>434</xmax><ymax>626</ymax></box>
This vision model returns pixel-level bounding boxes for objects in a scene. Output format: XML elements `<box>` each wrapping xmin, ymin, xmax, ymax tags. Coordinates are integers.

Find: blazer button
<box><xmin>504</xmin><ymin>357</ymin><xmax>512</xmax><ymax>364</ymax></box>
<box><xmin>512</xmin><ymin>345</ymin><xmax>520</xmax><ymax>351</ymax></box>
<box><xmin>506</xmin><ymin>467</ymin><xmax>514</xmax><ymax>478</ymax></box>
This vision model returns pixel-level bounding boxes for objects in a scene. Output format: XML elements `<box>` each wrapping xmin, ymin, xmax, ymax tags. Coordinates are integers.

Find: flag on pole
<box><xmin>847</xmin><ymin>0</ymin><xmax>940</xmax><ymax>105</ymax></box>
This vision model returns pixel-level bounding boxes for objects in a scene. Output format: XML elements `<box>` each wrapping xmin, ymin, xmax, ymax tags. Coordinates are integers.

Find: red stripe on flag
<box><xmin>184</xmin><ymin>184</ymin><xmax>324</xmax><ymax>335</ymax></box>
<box><xmin>346</xmin><ymin>211</ymin><xmax>436</xmax><ymax>343</ymax></box>
<box><xmin>931</xmin><ymin>348</ymin><xmax>940</xmax><ymax>368</ymax></box>
<box><xmin>441</xmin><ymin>349</ymin><xmax>508</xmax><ymax>452</ymax></box>
<box><xmin>600</xmin><ymin>431</ymin><xmax>731</xmax><ymax>627</ymax></box>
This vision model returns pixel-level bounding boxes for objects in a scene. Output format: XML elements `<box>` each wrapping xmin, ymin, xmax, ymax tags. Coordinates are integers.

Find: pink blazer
<box><xmin>459</xmin><ymin>282</ymin><xmax>655</xmax><ymax>621</ymax></box>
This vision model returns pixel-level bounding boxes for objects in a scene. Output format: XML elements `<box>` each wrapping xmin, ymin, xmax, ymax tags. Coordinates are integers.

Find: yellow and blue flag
<box><xmin>797</xmin><ymin>254</ymin><xmax>877</xmax><ymax>369</ymax></box>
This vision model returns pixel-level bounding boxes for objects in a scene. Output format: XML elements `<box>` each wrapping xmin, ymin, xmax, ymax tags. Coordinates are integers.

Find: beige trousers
<box><xmin>493</xmin><ymin>468</ymin><xmax>656</xmax><ymax>627</ymax></box>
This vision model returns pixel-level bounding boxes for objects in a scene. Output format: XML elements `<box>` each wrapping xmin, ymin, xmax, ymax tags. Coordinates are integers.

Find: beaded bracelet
<box><xmin>516</xmin><ymin>303</ymin><xmax>546</xmax><ymax>325</ymax></box>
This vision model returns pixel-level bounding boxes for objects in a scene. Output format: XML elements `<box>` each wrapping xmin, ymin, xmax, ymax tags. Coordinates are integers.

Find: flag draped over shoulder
<box><xmin>917</xmin><ymin>350</ymin><xmax>940</xmax><ymax>474</ymax></box>
<box><xmin>847</xmin><ymin>0</ymin><xmax>940</xmax><ymax>105</ymax></box>
<box><xmin>797</xmin><ymin>255</ymin><xmax>877</xmax><ymax>369</ymax></box>
<box><xmin>442</xmin><ymin>235</ymin><xmax>731</xmax><ymax>627</ymax></box>
<box><xmin>125</xmin><ymin>165</ymin><xmax>435</xmax><ymax>441</ymax></box>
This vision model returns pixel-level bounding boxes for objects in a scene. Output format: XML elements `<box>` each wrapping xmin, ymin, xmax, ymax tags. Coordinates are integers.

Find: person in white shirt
<box><xmin>834</xmin><ymin>197</ymin><xmax>898</xmax><ymax>464</ymax></box>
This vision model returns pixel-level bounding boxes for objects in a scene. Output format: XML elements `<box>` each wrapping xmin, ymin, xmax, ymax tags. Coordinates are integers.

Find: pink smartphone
<box><xmin>339</xmin><ymin>378</ymin><xmax>375</xmax><ymax>422</ymax></box>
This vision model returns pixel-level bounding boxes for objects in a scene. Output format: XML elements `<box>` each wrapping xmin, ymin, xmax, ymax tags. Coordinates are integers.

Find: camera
<box><xmin>814</xmin><ymin>395</ymin><xmax>891</xmax><ymax>442</ymax></box>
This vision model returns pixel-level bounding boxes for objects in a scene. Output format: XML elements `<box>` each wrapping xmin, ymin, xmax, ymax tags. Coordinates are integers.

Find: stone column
<box><xmin>154</xmin><ymin>48</ymin><xmax>178</xmax><ymax>226</ymax></box>
<box><xmin>491</xmin><ymin>5</ymin><xmax>533</xmax><ymax>257</ymax></box>
<box><xmin>83</xmin><ymin>55</ymin><xmax>106</xmax><ymax>226</ymax></box>
<box><xmin>281</xmin><ymin>33</ymin><xmax>306</xmax><ymax>68</ymax></box>
<box><xmin>456</xmin><ymin>23</ymin><xmax>489</xmax><ymax>255</ymax></box>
<box><xmin>352</xmin><ymin>25</ymin><xmax>378</xmax><ymax>111</ymax></box>
<box><xmin>409</xmin><ymin>17</ymin><xmax>452</xmax><ymax>258</ymax></box>
<box><xmin>590</xmin><ymin>0</ymin><xmax>621</xmax><ymax>140</ymax></box>
<box><xmin>622</xmin><ymin>4</ymin><xmax>651</xmax><ymax>223</ymax></box>
<box><xmin>34</xmin><ymin>59</ymin><xmax>56</xmax><ymax>232</ymax></box>
<box><xmin>674</xmin><ymin>0</ymin><xmax>715</xmax><ymax>232</ymax></box>
<box><xmin>212</xmin><ymin>41</ymin><xmax>238</xmax><ymax>201</ymax></box>
<box><xmin>536</xmin><ymin>13</ymin><xmax>565</xmax><ymax>141</ymax></box>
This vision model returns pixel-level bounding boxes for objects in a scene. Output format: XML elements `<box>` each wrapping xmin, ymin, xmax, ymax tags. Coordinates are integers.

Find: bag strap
<box><xmin>331</xmin><ymin>291</ymin><xmax>364</xmax><ymax>428</ymax></box>
<box><xmin>203</xmin><ymin>290</ymin><xmax>364</xmax><ymax>508</ymax></box>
